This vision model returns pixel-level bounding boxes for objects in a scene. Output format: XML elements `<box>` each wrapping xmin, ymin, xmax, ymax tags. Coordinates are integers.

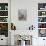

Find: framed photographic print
<box><xmin>38</xmin><ymin>29</ymin><xmax>46</xmax><ymax>37</ymax></box>
<box><xmin>18</xmin><ymin>9</ymin><xmax>27</xmax><ymax>21</ymax></box>
<box><xmin>0</xmin><ymin>23</ymin><xmax>8</xmax><ymax>37</ymax></box>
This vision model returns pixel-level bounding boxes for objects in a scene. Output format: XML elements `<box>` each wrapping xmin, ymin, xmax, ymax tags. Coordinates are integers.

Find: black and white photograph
<box><xmin>18</xmin><ymin>9</ymin><xmax>27</xmax><ymax>21</ymax></box>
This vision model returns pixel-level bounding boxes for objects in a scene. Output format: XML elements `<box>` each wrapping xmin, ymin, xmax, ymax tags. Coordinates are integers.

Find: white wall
<box><xmin>11</xmin><ymin>0</ymin><xmax>46</xmax><ymax>46</ymax></box>
<box><xmin>11</xmin><ymin>0</ymin><xmax>38</xmax><ymax>30</ymax></box>
<box><xmin>11</xmin><ymin>0</ymin><xmax>38</xmax><ymax>45</ymax></box>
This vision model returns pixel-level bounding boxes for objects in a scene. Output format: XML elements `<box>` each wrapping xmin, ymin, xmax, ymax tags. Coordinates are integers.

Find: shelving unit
<box><xmin>0</xmin><ymin>3</ymin><xmax>8</xmax><ymax>37</ymax></box>
<box><xmin>38</xmin><ymin>3</ymin><xmax>46</xmax><ymax>37</ymax></box>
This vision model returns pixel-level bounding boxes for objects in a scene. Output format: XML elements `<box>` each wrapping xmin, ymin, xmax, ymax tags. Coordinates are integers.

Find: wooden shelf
<box><xmin>0</xmin><ymin>10</ymin><xmax>8</xmax><ymax>11</ymax></box>
<box><xmin>38</xmin><ymin>28</ymin><xmax>46</xmax><ymax>29</ymax></box>
<box><xmin>38</xmin><ymin>10</ymin><xmax>46</xmax><ymax>11</ymax></box>
<box><xmin>38</xmin><ymin>16</ymin><xmax>46</xmax><ymax>17</ymax></box>
<box><xmin>38</xmin><ymin>22</ymin><xmax>46</xmax><ymax>23</ymax></box>
<box><xmin>0</xmin><ymin>22</ymin><xmax>8</xmax><ymax>23</ymax></box>
<box><xmin>0</xmin><ymin>16</ymin><xmax>8</xmax><ymax>17</ymax></box>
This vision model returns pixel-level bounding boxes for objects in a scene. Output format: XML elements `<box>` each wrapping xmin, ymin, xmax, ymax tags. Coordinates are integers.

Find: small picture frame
<box><xmin>11</xmin><ymin>23</ymin><xmax>16</xmax><ymax>30</ymax></box>
<box><xmin>38</xmin><ymin>29</ymin><xmax>46</xmax><ymax>37</ymax></box>
<box><xmin>18</xmin><ymin>9</ymin><xmax>27</xmax><ymax>21</ymax></box>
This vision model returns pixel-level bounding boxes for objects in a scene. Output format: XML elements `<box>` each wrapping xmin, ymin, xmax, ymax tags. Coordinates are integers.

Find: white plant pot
<box><xmin>21</xmin><ymin>40</ymin><xmax>25</xmax><ymax>46</ymax></box>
